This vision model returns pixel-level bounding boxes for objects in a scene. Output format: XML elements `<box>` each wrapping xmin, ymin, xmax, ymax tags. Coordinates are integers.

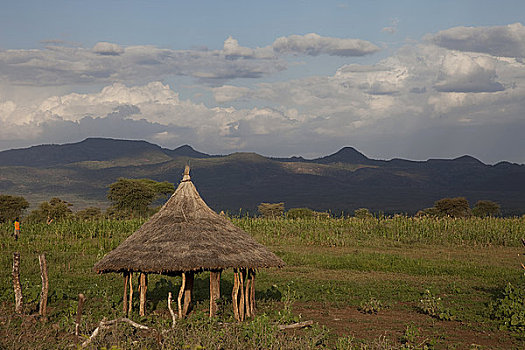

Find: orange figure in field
<box><xmin>14</xmin><ymin>217</ymin><xmax>20</xmax><ymax>241</ymax></box>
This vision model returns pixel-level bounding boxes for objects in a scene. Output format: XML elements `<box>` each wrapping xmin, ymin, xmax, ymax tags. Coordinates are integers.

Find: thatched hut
<box><xmin>94</xmin><ymin>166</ymin><xmax>284</xmax><ymax>321</ymax></box>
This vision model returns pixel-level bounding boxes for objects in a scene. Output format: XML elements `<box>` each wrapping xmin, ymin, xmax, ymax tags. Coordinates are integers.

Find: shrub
<box><xmin>489</xmin><ymin>283</ymin><xmax>525</xmax><ymax>334</ymax></box>
<box><xmin>472</xmin><ymin>200</ymin><xmax>501</xmax><ymax>217</ymax></box>
<box><xmin>258</xmin><ymin>202</ymin><xmax>284</xmax><ymax>218</ymax></box>
<box><xmin>419</xmin><ymin>289</ymin><xmax>455</xmax><ymax>321</ymax></box>
<box><xmin>354</xmin><ymin>208</ymin><xmax>373</xmax><ymax>219</ymax></box>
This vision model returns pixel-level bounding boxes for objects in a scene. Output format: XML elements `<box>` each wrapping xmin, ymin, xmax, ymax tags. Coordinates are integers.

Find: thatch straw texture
<box><xmin>94</xmin><ymin>170</ymin><xmax>285</xmax><ymax>274</ymax></box>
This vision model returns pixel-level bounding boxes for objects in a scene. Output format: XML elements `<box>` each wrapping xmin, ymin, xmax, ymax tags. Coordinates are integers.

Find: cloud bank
<box><xmin>1</xmin><ymin>25</ymin><xmax>525</xmax><ymax>163</ymax></box>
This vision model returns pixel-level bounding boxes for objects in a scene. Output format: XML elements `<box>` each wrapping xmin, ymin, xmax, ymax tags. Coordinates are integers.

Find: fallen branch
<box><xmin>81</xmin><ymin>317</ymin><xmax>150</xmax><ymax>348</ymax></box>
<box><xmin>278</xmin><ymin>320</ymin><xmax>314</xmax><ymax>330</ymax></box>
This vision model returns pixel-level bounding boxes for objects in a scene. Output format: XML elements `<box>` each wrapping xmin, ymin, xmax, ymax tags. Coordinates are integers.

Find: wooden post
<box><xmin>209</xmin><ymin>270</ymin><xmax>221</xmax><ymax>317</ymax></box>
<box><xmin>123</xmin><ymin>272</ymin><xmax>129</xmax><ymax>315</ymax></box>
<box><xmin>250</xmin><ymin>269</ymin><xmax>256</xmax><ymax>315</ymax></box>
<box><xmin>38</xmin><ymin>254</ymin><xmax>49</xmax><ymax>319</ymax></box>
<box><xmin>178</xmin><ymin>273</ymin><xmax>186</xmax><ymax>319</ymax></box>
<box><xmin>75</xmin><ymin>294</ymin><xmax>86</xmax><ymax>338</ymax></box>
<box><xmin>12</xmin><ymin>252</ymin><xmax>23</xmax><ymax>313</ymax></box>
<box><xmin>183</xmin><ymin>272</ymin><xmax>194</xmax><ymax>316</ymax></box>
<box><xmin>245</xmin><ymin>269</ymin><xmax>251</xmax><ymax>318</ymax></box>
<box><xmin>139</xmin><ymin>273</ymin><xmax>147</xmax><ymax>316</ymax></box>
<box><xmin>232</xmin><ymin>270</ymin><xmax>240</xmax><ymax>321</ymax></box>
<box><xmin>238</xmin><ymin>269</ymin><xmax>245</xmax><ymax>321</ymax></box>
<box><xmin>128</xmin><ymin>272</ymin><xmax>133</xmax><ymax>315</ymax></box>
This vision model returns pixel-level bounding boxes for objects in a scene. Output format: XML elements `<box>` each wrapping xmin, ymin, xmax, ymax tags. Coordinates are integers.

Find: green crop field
<box><xmin>1</xmin><ymin>216</ymin><xmax>525</xmax><ymax>349</ymax></box>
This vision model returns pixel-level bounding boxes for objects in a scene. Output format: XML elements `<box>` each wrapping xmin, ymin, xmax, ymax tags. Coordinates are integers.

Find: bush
<box><xmin>472</xmin><ymin>200</ymin><xmax>500</xmax><ymax>217</ymax></box>
<box><xmin>489</xmin><ymin>283</ymin><xmax>525</xmax><ymax>334</ymax></box>
<box><xmin>258</xmin><ymin>202</ymin><xmax>285</xmax><ymax>218</ymax></box>
<box><xmin>354</xmin><ymin>208</ymin><xmax>373</xmax><ymax>219</ymax></box>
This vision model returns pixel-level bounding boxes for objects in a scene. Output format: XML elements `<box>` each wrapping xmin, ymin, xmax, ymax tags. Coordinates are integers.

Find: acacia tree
<box><xmin>0</xmin><ymin>195</ymin><xmax>29</xmax><ymax>222</ymax></box>
<box><xmin>434</xmin><ymin>197</ymin><xmax>471</xmax><ymax>218</ymax></box>
<box><xmin>107</xmin><ymin>178</ymin><xmax>175</xmax><ymax>217</ymax></box>
<box><xmin>258</xmin><ymin>202</ymin><xmax>285</xmax><ymax>218</ymax></box>
<box><xmin>27</xmin><ymin>197</ymin><xmax>73</xmax><ymax>223</ymax></box>
<box><xmin>472</xmin><ymin>200</ymin><xmax>500</xmax><ymax>217</ymax></box>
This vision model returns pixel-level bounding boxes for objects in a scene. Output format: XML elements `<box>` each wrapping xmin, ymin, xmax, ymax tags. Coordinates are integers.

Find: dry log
<box><xmin>278</xmin><ymin>320</ymin><xmax>314</xmax><ymax>330</ymax></box>
<box><xmin>75</xmin><ymin>294</ymin><xmax>86</xmax><ymax>337</ymax></box>
<box><xmin>12</xmin><ymin>252</ymin><xmax>23</xmax><ymax>313</ymax></box>
<box><xmin>38</xmin><ymin>254</ymin><xmax>49</xmax><ymax>319</ymax></box>
<box><xmin>178</xmin><ymin>272</ymin><xmax>186</xmax><ymax>319</ymax></box>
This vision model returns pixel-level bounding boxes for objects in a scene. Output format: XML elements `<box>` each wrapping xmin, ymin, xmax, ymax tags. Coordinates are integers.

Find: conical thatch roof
<box><xmin>94</xmin><ymin>167</ymin><xmax>285</xmax><ymax>274</ymax></box>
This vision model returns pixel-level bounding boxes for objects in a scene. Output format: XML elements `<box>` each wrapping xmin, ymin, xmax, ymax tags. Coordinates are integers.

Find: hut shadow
<box><xmin>147</xmin><ymin>273</ymin><xmax>283</xmax><ymax>311</ymax></box>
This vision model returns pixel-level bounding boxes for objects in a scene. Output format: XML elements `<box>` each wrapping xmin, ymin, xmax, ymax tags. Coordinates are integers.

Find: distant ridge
<box><xmin>0</xmin><ymin>138</ymin><xmax>524</xmax><ymax>216</ymax></box>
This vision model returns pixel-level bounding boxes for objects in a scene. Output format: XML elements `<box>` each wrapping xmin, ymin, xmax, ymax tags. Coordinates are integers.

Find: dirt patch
<box><xmin>293</xmin><ymin>301</ymin><xmax>523</xmax><ymax>349</ymax></box>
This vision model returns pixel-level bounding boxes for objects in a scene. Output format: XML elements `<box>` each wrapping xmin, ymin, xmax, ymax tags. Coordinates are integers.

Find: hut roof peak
<box><xmin>182</xmin><ymin>164</ymin><xmax>191</xmax><ymax>182</ymax></box>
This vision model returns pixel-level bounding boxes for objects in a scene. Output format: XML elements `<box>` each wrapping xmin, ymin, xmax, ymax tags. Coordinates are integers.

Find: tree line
<box><xmin>0</xmin><ymin>178</ymin><xmax>503</xmax><ymax>224</ymax></box>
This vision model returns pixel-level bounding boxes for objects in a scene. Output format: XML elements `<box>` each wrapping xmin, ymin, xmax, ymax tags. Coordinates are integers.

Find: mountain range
<box><xmin>1</xmin><ymin>138</ymin><xmax>524</xmax><ymax>215</ymax></box>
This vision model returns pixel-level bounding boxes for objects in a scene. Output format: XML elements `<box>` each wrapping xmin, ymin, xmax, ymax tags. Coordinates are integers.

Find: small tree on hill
<box><xmin>0</xmin><ymin>195</ymin><xmax>29</xmax><ymax>223</ymax></box>
<box><xmin>472</xmin><ymin>200</ymin><xmax>500</xmax><ymax>217</ymax></box>
<box><xmin>27</xmin><ymin>197</ymin><xmax>73</xmax><ymax>223</ymax></box>
<box><xmin>434</xmin><ymin>197</ymin><xmax>471</xmax><ymax>218</ymax></box>
<box><xmin>107</xmin><ymin>178</ymin><xmax>175</xmax><ymax>217</ymax></box>
<box><xmin>258</xmin><ymin>202</ymin><xmax>284</xmax><ymax>218</ymax></box>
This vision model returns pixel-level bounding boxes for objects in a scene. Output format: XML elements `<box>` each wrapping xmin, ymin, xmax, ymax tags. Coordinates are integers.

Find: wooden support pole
<box><xmin>238</xmin><ymin>269</ymin><xmax>245</xmax><ymax>321</ymax></box>
<box><xmin>178</xmin><ymin>272</ymin><xmax>186</xmax><ymax>319</ymax></box>
<box><xmin>250</xmin><ymin>269</ymin><xmax>256</xmax><ymax>316</ymax></box>
<box><xmin>75</xmin><ymin>294</ymin><xmax>86</xmax><ymax>338</ymax></box>
<box><xmin>38</xmin><ymin>254</ymin><xmax>49</xmax><ymax>319</ymax></box>
<box><xmin>245</xmin><ymin>269</ymin><xmax>251</xmax><ymax>318</ymax></box>
<box><xmin>232</xmin><ymin>270</ymin><xmax>240</xmax><ymax>321</ymax></box>
<box><xmin>168</xmin><ymin>292</ymin><xmax>176</xmax><ymax>327</ymax></box>
<box><xmin>128</xmin><ymin>272</ymin><xmax>133</xmax><ymax>315</ymax></box>
<box><xmin>139</xmin><ymin>273</ymin><xmax>147</xmax><ymax>316</ymax></box>
<box><xmin>209</xmin><ymin>270</ymin><xmax>221</xmax><ymax>317</ymax></box>
<box><xmin>122</xmin><ymin>272</ymin><xmax>129</xmax><ymax>315</ymax></box>
<box><xmin>183</xmin><ymin>272</ymin><xmax>194</xmax><ymax>316</ymax></box>
<box><xmin>12</xmin><ymin>252</ymin><xmax>23</xmax><ymax>314</ymax></box>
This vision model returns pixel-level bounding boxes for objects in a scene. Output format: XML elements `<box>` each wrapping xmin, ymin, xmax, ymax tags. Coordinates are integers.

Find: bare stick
<box><xmin>75</xmin><ymin>294</ymin><xmax>86</xmax><ymax>338</ymax></box>
<box><xmin>38</xmin><ymin>254</ymin><xmax>49</xmax><ymax>319</ymax></box>
<box><xmin>178</xmin><ymin>272</ymin><xmax>186</xmax><ymax>319</ymax></box>
<box><xmin>278</xmin><ymin>320</ymin><xmax>314</xmax><ymax>330</ymax></box>
<box><xmin>12</xmin><ymin>252</ymin><xmax>23</xmax><ymax>313</ymax></box>
<box><xmin>81</xmin><ymin>317</ymin><xmax>150</xmax><ymax>348</ymax></box>
<box><xmin>168</xmin><ymin>292</ymin><xmax>177</xmax><ymax>327</ymax></box>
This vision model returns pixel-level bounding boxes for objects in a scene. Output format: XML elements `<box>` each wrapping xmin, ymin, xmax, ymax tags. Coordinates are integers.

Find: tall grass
<box><xmin>233</xmin><ymin>215</ymin><xmax>525</xmax><ymax>247</ymax></box>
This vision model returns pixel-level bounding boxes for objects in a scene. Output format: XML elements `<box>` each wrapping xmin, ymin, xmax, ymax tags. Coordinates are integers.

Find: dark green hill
<box><xmin>0</xmin><ymin>138</ymin><xmax>524</xmax><ymax>215</ymax></box>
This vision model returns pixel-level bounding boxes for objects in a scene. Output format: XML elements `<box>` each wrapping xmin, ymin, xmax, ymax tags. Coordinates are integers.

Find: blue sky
<box><xmin>1</xmin><ymin>1</ymin><xmax>525</xmax><ymax>163</ymax></box>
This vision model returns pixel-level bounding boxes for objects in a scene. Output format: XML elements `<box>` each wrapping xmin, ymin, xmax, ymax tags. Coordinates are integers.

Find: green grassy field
<box><xmin>1</xmin><ymin>216</ymin><xmax>525</xmax><ymax>349</ymax></box>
